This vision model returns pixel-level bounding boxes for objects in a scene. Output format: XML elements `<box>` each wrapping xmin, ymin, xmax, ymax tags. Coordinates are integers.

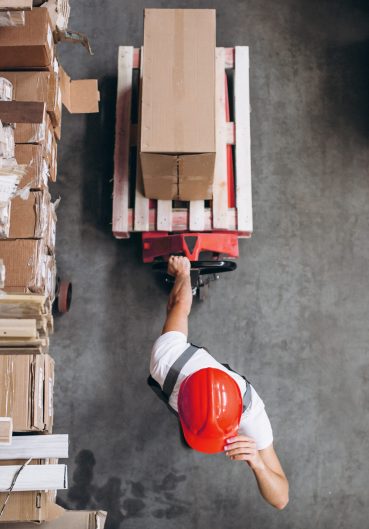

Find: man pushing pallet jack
<box><xmin>113</xmin><ymin>9</ymin><xmax>289</xmax><ymax>509</ymax></box>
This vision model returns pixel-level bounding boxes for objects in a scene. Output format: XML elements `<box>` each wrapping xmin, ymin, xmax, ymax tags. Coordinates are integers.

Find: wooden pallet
<box><xmin>113</xmin><ymin>46</ymin><xmax>252</xmax><ymax>238</ymax></box>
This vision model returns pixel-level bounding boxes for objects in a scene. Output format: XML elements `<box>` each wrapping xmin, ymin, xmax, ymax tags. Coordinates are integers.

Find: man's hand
<box><xmin>224</xmin><ymin>435</ymin><xmax>265</xmax><ymax>470</ymax></box>
<box><xmin>225</xmin><ymin>435</ymin><xmax>289</xmax><ymax>510</ymax></box>
<box><xmin>167</xmin><ymin>255</ymin><xmax>191</xmax><ymax>278</ymax></box>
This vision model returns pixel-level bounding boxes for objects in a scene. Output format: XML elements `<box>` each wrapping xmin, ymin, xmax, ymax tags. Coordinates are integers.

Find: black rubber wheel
<box><xmin>152</xmin><ymin>260</ymin><xmax>237</xmax><ymax>275</ymax></box>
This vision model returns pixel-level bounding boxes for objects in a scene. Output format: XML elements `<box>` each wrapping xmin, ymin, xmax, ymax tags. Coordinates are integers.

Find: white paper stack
<box><xmin>0</xmin><ymin>434</ymin><xmax>69</xmax><ymax>459</ymax></box>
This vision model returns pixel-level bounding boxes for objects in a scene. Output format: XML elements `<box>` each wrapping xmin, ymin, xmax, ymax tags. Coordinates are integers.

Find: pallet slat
<box><xmin>212</xmin><ymin>48</ymin><xmax>229</xmax><ymax>229</ymax></box>
<box><xmin>134</xmin><ymin>47</ymin><xmax>150</xmax><ymax>231</ymax></box>
<box><xmin>157</xmin><ymin>200</ymin><xmax>172</xmax><ymax>231</ymax></box>
<box><xmin>112</xmin><ymin>46</ymin><xmax>133</xmax><ymax>238</ymax></box>
<box><xmin>189</xmin><ymin>201</ymin><xmax>205</xmax><ymax>231</ymax></box>
<box><xmin>234</xmin><ymin>46</ymin><xmax>253</xmax><ymax>232</ymax></box>
<box><xmin>128</xmin><ymin>208</ymin><xmax>252</xmax><ymax>235</ymax></box>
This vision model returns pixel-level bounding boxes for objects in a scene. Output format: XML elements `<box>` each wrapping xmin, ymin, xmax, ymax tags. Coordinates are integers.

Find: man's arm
<box><xmin>162</xmin><ymin>256</ymin><xmax>193</xmax><ymax>336</ymax></box>
<box><xmin>225</xmin><ymin>436</ymin><xmax>289</xmax><ymax>510</ymax></box>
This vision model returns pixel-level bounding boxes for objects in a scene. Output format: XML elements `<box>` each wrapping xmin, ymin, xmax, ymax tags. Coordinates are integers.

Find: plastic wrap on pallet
<box><xmin>0</xmin><ymin>10</ymin><xmax>25</xmax><ymax>27</ymax></box>
<box><xmin>0</xmin><ymin>121</ymin><xmax>15</xmax><ymax>159</ymax></box>
<box><xmin>40</xmin><ymin>0</ymin><xmax>70</xmax><ymax>31</ymax></box>
<box><xmin>0</xmin><ymin>260</ymin><xmax>4</xmax><ymax>289</ymax></box>
<box><xmin>0</xmin><ymin>164</ymin><xmax>24</xmax><ymax>238</ymax></box>
<box><xmin>0</xmin><ymin>77</ymin><xmax>12</xmax><ymax>102</ymax></box>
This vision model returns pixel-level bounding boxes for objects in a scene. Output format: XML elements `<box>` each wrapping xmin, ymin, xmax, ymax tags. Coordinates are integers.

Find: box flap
<box><xmin>178</xmin><ymin>153</ymin><xmax>214</xmax><ymax>200</ymax></box>
<box><xmin>141</xmin><ymin>152</ymin><xmax>215</xmax><ymax>200</ymax></box>
<box><xmin>59</xmin><ymin>66</ymin><xmax>99</xmax><ymax>114</ymax></box>
<box><xmin>140</xmin><ymin>152</ymin><xmax>177</xmax><ymax>200</ymax></box>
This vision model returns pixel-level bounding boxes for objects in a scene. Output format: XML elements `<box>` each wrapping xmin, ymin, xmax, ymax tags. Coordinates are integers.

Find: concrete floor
<box><xmin>53</xmin><ymin>1</ymin><xmax>369</xmax><ymax>528</ymax></box>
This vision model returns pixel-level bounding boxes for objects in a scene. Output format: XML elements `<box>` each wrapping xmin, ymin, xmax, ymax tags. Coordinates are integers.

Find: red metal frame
<box><xmin>142</xmin><ymin>232</ymin><xmax>239</xmax><ymax>263</ymax></box>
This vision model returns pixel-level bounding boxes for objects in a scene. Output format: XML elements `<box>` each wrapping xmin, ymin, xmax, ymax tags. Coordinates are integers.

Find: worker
<box><xmin>149</xmin><ymin>255</ymin><xmax>289</xmax><ymax>510</ymax></box>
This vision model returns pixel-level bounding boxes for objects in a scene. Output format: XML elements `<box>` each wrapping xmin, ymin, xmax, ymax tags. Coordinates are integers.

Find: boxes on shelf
<box><xmin>15</xmin><ymin>143</ymin><xmax>50</xmax><ymax>189</ymax></box>
<box><xmin>14</xmin><ymin>112</ymin><xmax>53</xmax><ymax>144</ymax></box>
<box><xmin>0</xmin><ymin>71</ymin><xmax>62</xmax><ymax>128</ymax></box>
<box><xmin>0</xmin><ymin>490</ymin><xmax>63</xmax><ymax>523</ymax></box>
<box><xmin>0</xmin><ymin>239</ymin><xmax>56</xmax><ymax>297</ymax></box>
<box><xmin>0</xmin><ymin>8</ymin><xmax>54</xmax><ymax>70</ymax></box>
<box><xmin>140</xmin><ymin>8</ymin><xmax>216</xmax><ymax>201</ymax></box>
<box><xmin>0</xmin><ymin>352</ymin><xmax>54</xmax><ymax>432</ymax></box>
<box><xmin>0</xmin><ymin>293</ymin><xmax>54</xmax><ymax>345</ymax></box>
<box><xmin>7</xmin><ymin>190</ymin><xmax>55</xmax><ymax>241</ymax></box>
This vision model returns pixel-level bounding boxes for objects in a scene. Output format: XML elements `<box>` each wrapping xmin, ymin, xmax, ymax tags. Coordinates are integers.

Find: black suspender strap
<box><xmin>162</xmin><ymin>344</ymin><xmax>200</xmax><ymax>398</ymax></box>
<box><xmin>162</xmin><ymin>348</ymin><xmax>252</xmax><ymax>411</ymax></box>
<box><xmin>242</xmin><ymin>381</ymin><xmax>252</xmax><ymax>412</ymax></box>
<box><xmin>222</xmin><ymin>363</ymin><xmax>252</xmax><ymax>412</ymax></box>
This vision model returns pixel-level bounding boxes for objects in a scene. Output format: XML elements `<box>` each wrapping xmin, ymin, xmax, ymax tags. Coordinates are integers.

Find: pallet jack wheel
<box><xmin>56</xmin><ymin>280</ymin><xmax>72</xmax><ymax>313</ymax></box>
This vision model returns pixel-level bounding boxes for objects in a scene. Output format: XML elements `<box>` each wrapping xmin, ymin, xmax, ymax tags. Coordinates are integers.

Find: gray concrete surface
<box><xmin>53</xmin><ymin>1</ymin><xmax>369</xmax><ymax>528</ymax></box>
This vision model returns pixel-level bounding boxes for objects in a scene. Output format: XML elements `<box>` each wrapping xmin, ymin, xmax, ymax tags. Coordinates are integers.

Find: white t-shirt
<box><xmin>150</xmin><ymin>331</ymin><xmax>273</xmax><ymax>450</ymax></box>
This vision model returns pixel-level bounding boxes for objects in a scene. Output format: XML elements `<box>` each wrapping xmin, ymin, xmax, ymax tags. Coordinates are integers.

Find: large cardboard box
<box><xmin>140</xmin><ymin>8</ymin><xmax>216</xmax><ymax>201</ymax></box>
<box><xmin>0</xmin><ymin>353</ymin><xmax>54</xmax><ymax>432</ymax></box>
<box><xmin>15</xmin><ymin>144</ymin><xmax>49</xmax><ymax>189</ymax></box>
<box><xmin>0</xmin><ymin>490</ymin><xmax>63</xmax><ymax>522</ymax></box>
<box><xmin>9</xmin><ymin>190</ymin><xmax>53</xmax><ymax>239</ymax></box>
<box><xmin>0</xmin><ymin>8</ymin><xmax>54</xmax><ymax>70</ymax></box>
<box><xmin>0</xmin><ymin>71</ymin><xmax>62</xmax><ymax>128</ymax></box>
<box><xmin>0</xmin><ymin>239</ymin><xmax>56</xmax><ymax>297</ymax></box>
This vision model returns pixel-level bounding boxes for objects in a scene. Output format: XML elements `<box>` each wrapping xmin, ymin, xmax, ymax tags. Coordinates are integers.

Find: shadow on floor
<box><xmin>324</xmin><ymin>39</ymin><xmax>369</xmax><ymax>138</ymax></box>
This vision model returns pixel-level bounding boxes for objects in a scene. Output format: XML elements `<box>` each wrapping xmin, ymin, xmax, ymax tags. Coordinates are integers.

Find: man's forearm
<box><xmin>167</xmin><ymin>272</ymin><xmax>192</xmax><ymax>314</ymax></box>
<box><xmin>250</xmin><ymin>461</ymin><xmax>289</xmax><ymax>510</ymax></box>
<box><xmin>162</xmin><ymin>265</ymin><xmax>193</xmax><ymax>336</ymax></box>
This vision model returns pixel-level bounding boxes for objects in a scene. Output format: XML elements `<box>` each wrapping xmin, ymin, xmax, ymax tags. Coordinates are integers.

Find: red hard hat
<box><xmin>178</xmin><ymin>367</ymin><xmax>243</xmax><ymax>454</ymax></box>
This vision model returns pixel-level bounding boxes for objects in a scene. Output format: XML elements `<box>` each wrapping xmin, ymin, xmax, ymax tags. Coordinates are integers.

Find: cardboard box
<box><xmin>8</xmin><ymin>508</ymin><xmax>107</xmax><ymax>527</ymax></box>
<box><xmin>9</xmin><ymin>190</ymin><xmax>52</xmax><ymax>239</ymax></box>
<box><xmin>15</xmin><ymin>144</ymin><xmax>49</xmax><ymax>189</ymax></box>
<box><xmin>0</xmin><ymin>239</ymin><xmax>56</xmax><ymax>298</ymax></box>
<box><xmin>14</xmin><ymin>111</ymin><xmax>53</xmax><ymax>144</ymax></box>
<box><xmin>0</xmin><ymin>353</ymin><xmax>54</xmax><ymax>432</ymax></box>
<box><xmin>0</xmin><ymin>71</ymin><xmax>62</xmax><ymax>128</ymax></box>
<box><xmin>0</xmin><ymin>490</ymin><xmax>63</xmax><ymax>522</ymax></box>
<box><xmin>140</xmin><ymin>8</ymin><xmax>216</xmax><ymax>201</ymax></box>
<box><xmin>0</xmin><ymin>8</ymin><xmax>54</xmax><ymax>69</ymax></box>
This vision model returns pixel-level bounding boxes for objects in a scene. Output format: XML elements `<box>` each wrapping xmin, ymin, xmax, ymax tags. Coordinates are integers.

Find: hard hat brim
<box><xmin>180</xmin><ymin>419</ymin><xmax>239</xmax><ymax>454</ymax></box>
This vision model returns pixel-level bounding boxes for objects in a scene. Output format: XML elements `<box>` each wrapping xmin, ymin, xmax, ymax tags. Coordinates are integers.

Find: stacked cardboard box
<box><xmin>140</xmin><ymin>8</ymin><xmax>216</xmax><ymax>201</ymax></box>
<box><xmin>0</xmin><ymin>3</ymin><xmax>104</xmax><ymax>527</ymax></box>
